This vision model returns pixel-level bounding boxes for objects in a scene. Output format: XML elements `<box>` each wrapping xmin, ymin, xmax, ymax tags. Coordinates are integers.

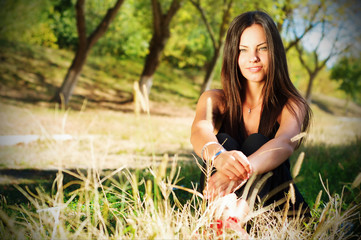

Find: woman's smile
<box><xmin>246</xmin><ymin>66</ymin><xmax>263</xmax><ymax>73</ymax></box>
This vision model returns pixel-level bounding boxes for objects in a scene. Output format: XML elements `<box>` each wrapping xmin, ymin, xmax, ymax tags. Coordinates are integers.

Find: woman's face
<box><xmin>238</xmin><ymin>24</ymin><xmax>269</xmax><ymax>83</ymax></box>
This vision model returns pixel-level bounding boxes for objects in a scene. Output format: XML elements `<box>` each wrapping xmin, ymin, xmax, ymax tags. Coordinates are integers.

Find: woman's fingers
<box><xmin>232</xmin><ymin>151</ymin><xmax>252</xmax><ymax>176</ymax></box>
<box><xmin>226</xmin><ymin>155</ymin><xmax>248</xmax><ymax>179</ymax></box>
<box><xmin>205</xmin><ymin>173</ymin><xmax>224</xmax><ymax>199</ymax></box>
<box><xmin>205</xmin><ymin>172</ymin><xmax>240</xmax><ymax>199</ymax></box>
<box><xmin>214</xmin><ymin>151</ymin><xmax>250</xmax><ymax>180</ymax></box>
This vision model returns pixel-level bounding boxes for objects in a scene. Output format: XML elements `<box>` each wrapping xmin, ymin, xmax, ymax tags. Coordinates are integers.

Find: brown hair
<box><xmin>221</xmin><ymin>11</ymin><xmax>311</xmax><ymax>146</ymax></box>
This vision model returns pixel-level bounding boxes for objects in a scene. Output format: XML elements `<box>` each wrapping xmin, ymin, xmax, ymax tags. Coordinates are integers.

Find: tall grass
<box><xmin>0</xmin><ymin>153</ymin><xmax>360</xmax><ymax>239</ymax></box>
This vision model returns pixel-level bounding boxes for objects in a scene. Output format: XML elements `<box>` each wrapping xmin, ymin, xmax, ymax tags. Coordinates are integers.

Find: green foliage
<box><xmin>164</xmin><ymin>2</ymin><xmax>212</xmax><ymax>69</ymax></box>
<box><xmin>50</xmin><ymin>0</ymin><xmax>77</xmax><ymax>49</ymax></box>
<box><xmin>48</xmin><ymin>0</ymin><xmax>153</xmax><ymax>58</ymax></box>
<box><xmin>0</xmin><ymin>0</ymin><xmax>56</xmax><ymax>47</ymax></box>
<box><xmin>93</xmin><ymin>0</ymin><xmax>152</xmax><ymax>59</ymax></box>
<box><xmin>330</xmin><ymin>56</ymin><xmax>361</xmax><ymax>103</ymax></box>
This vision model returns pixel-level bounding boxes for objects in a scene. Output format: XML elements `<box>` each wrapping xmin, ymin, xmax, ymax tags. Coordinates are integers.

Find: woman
<box><xmin>190</xmin><ymin>11</ymin><xmax>311</xmax><ymax>213</ymax></box>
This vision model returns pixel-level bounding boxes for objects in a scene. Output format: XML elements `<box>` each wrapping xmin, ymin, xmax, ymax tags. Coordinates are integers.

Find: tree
<box><xmin>281</xmin><ymin>0</ymin><xmax>323</xmax><ymax>53</ymax></box>
<box><xmin>52</xmin><ymin>0</ymin><xmax>125</xmax><ymax>105</ymax></box>
<box><xmin>189</xmin><ymin>0</ymin><xmax>233</xmax><ymax>94</ymax></box>
<box><xmin>295</xmin><ymin>21</ymin><xmax>348</xmax><ymax>103</ymax></box>
<box><xmin>331</xmin><ymin>57</ymin><xmax>361</xmax><ymax>109</ymax></box>
<box><xmin>293</xmin><ymin>0</ymin><xmax>358</xmax><ymax>102</ymax></box>
<box><xmin>138</xmin><ymin>0</ymin><xmax>184</xmax><ymax>97</ymax></box>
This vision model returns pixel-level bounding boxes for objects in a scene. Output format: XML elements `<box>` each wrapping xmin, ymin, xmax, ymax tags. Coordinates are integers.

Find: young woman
<box><xmin>191</xmin><ymin>11</ymin><xmax>311</xmax><ymax>213</ymax></box>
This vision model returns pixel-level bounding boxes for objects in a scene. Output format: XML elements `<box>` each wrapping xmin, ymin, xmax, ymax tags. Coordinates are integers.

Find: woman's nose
<box><xmin>249</xmin><ymin>54</ymin><xmax>259</xmax><ymax>63</ymax></box>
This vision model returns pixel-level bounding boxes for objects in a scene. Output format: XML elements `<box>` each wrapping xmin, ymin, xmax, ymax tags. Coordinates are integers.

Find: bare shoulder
<box><xmin>198</xmin><ymin>89</ymin><xmax>226</xmax><ymax>114</ymax></box>
<box><xmin>200</xmin><ymin>89</ymin><xmax>224</xmax><ymax>99</ymax></box>
<box><xmin>278</xmin><ymin>98</ymin><xmax>306</xmax><ymax>127</ymax></box>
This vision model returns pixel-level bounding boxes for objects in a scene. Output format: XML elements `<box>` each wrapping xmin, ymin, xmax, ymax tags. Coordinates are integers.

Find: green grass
<box><xmin>291</xmin><ymin>139</ymin><xmax>361</xmax><ymax>208</ymax></box>
<box><xmin>0</xmin><ymin>39</ymin><xmax>203</xmax><ymax>110</ymax></box>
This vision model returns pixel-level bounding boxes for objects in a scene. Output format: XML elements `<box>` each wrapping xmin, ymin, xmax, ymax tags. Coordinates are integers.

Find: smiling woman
<box><xmin>190</xmin><ymin>10</ymin><xmax>312</xmax><ymax>224</ymax></box>
<box><xmin>238</xmin><ymin>24</ymin><xmax>269</xmax><ymax>84</ymax></box>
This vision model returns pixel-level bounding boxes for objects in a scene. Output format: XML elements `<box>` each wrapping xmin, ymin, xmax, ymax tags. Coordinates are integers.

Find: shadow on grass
<box><xmin>0</xmin><ymin>161</ymin><xmax>201</xmax><ymax>206</ymax></box>
<box><xmin>312</xmin><ymin>98</ymin><xmax>334</xmax><ymax>114</ymax></box>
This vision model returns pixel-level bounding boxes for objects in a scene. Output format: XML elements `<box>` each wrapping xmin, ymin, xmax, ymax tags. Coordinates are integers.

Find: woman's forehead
<box><xmin>239</xmin><ymin>24</ymin><xmax>267</xmax><ymax>46</ymax></box>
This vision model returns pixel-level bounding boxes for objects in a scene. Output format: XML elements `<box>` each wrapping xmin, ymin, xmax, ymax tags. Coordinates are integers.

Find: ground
<box><xmin>1</xmin><ymin>95</ymin><xmax>360</xmax><ymax>172</ymax></box>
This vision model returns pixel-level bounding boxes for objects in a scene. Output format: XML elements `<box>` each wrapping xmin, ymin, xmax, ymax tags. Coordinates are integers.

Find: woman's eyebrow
<box><xmin>239</xmin><ymin>41</ymin><xmax>267</xmax><ymax>48</ymax></box>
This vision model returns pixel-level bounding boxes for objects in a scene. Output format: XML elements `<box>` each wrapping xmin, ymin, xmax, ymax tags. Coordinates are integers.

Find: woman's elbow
<box><xmin>190</xmin><ymin>127</ymin><xmax>198</xmax><ymax>148</ymax></box>
<box><xmin>277</xmin><ymin>136</ymin><xmax>295</xmax><ymax>158</ymax></box>
<box><xmin>285</xmin><ymin>140</ymin><xmax>296</xmax><ymax>158</ymax></box>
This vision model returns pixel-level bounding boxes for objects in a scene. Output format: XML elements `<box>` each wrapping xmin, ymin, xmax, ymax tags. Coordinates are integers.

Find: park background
<box><xmin>0</xmin><ymin>0</ymin><xmax>360</xmax><ymax>239</ymax></box>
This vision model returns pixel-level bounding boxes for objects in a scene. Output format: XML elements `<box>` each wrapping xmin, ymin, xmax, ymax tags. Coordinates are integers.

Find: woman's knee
<box><xmin>241</xmin><ymin>133</ymin><xmax>269</xmax><ymax>156</ymax></box>
<box><xmin>216</xmin><ymin>133</ymin><xmax>241</xmax><ymax>151</ymax></box>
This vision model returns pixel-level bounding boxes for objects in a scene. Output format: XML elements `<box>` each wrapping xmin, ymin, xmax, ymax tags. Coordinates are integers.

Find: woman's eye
<box><xmin>239</xmin><ymin>49</ymin><xmax>247</xmax><ymax>53</ymax></box>
<box><xmin>259</xmin><ymin>46</ymin><xmax>268</xmax><ymax>51</ymax></box>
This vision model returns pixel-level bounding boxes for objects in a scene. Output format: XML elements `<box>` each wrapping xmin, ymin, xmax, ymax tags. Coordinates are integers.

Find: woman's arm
<box><xmin>190</xmin><ymin>90</ymin><xmax>221</xmax><ymax>158</ymax></box>
<box><xmin>191</xmin><ymin>90</ymin><xmax>251</xmax><ymax>181</ymax></box>
<box><xmin>205</xmin><ymin>100</ymin><xmax>306</xmax><ymax>199</ymax></box>
<box><xmin>249</xmin><ymin>100</ymin><xmax>305</xmax><ymax>174</ymax></box>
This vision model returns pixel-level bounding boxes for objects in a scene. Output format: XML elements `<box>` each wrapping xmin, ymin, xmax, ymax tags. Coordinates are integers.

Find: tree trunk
<box><xmin>200</xmin><ymin>48</ymin><xmax>220</xmax><ymax>93</ymax></box>
<box><xmin>138</xmin><ymin>0</ymin><xmax>182</xmax><ymax>98</ymax></box>
<box><xmin>52</xmin><ymin>0</ymin><xmax>125</xmax><ymax>105</ymax></box>
<box><xmin>344</xmin><ymin>96</ymin><xmax>350</xmax><ymax>115</ymax></box>
<box><xmin>53</xmin><ymin>47</ymin><xmax>89</xmax><ymax>104</ymax></box>
<box><xmin>190</xmin><ymin>0</ymin><xmax>232</xmax><ymax>96</ymax></box>
<box><xmin>139</xmin><ymin>35</ymin><xmax>166</xmax><ymax>96</ymax></box>
<box><xmin>305</xmin><ymin>73</ymin><xmax>316</xmax><ymax>103</ymax></box>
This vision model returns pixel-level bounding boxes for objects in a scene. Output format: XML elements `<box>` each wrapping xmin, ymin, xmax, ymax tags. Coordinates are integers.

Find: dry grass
<box><xmin>0</xmin><ymin>100</ymin><xmax>194</xmax><ymax>169</ymax></box>
<box><xmin>1</xmin><ymin>97</ymin><xmax>360</xmax><ymax>170</ymax></box>
<box><xmin>0</xmin><ymin>154</ymin><xmax>359</xmax><ymax>239</ymax></box>
<box><xmin>306</xmin><ymin>101</ymin><xmax>361</xmax><ymax>145</ymax></box>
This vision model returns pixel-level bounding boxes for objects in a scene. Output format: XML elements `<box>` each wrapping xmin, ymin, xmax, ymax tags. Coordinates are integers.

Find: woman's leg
<box><xmin>237</xmin><ymin>133</ymin><xmax>309</xmax><ymax>212</ymax></box>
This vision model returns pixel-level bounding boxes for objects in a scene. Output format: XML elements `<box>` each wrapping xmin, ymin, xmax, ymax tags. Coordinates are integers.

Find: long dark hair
<box><xmin>221</xmin><ymin>11</ymin><xmax>311</xmax><ymax>146</ymax></box>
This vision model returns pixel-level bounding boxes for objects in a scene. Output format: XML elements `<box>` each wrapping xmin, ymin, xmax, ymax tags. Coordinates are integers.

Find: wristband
<box><xmin>200</xmin><ymin>141</ymin><xmax>219</xmax><ymax>160</ymax></box>
<box><xmin>210</xmin><ymin>148</ymin><xmax>225</xmax><ymax>162</ymax></box>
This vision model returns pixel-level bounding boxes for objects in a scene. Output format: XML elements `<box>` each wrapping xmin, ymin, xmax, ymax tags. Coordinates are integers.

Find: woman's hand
<box><xmin>204</xmin><ymin>171</ymin><xmax>247</xmax><ymax>200</ymax></box>
<box><xmin>213</xmin><ymin>150</ymin><xmax>252</xmax><ymax>180</ymax></box>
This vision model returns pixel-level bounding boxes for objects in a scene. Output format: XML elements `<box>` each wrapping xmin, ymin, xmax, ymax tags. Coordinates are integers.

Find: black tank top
<box><xmin>218</xmin><ymin>110</ymin><xmax>280</xmax><ymax>147</ymax></box>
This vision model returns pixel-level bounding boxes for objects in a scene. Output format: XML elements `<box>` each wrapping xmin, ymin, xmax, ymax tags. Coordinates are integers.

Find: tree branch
<box><xmin>88</xmin><ymin>0</ymin><xmax>125</xmax><ymax>48</ymax></box>
<box><xmin>295</xmin><ymin>43</ymin><xmax>312</xmax><ymax>75</ymax></box>
<box><xmin>277</xmin><ymin>0</ymin><xmax>292</xmax><ymax>32</ymax></box>
<box><xmin>151</xmin><ymin>0</ymin><xmax>162</xmax><ymax>37</ymax></box>
<box><xmin>164</xmin><ymin>0</ymin><xmax>183</xmax><ymax>28</ymax></box>
<box><xmin>285</xmin><ymin>2</ymin><xmax>323</xmax><ymax>52</ymax></box>
<box><xmin>75</xmin><ymin>0</ymin><xmax>87</xmax><ymax>47</ymax></box>
<box><xmin>218</xmin><ymin>0</ymin><xmax>233</xmax><ymax>46</ymax></box>
<box><xmin>190</xmin><ymin>0</ymin><xmax>217</xmax><ymax>50</ymax></box>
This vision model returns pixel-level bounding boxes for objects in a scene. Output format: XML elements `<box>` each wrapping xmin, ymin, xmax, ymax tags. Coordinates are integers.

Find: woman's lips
<box><xmin>247</xmin><ymin>66</ymin><xmax>262</xmax><ymax>72</ymax></box>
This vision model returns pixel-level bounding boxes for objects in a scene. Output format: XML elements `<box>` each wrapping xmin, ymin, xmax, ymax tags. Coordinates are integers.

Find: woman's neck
<box><xmin>244</xmin><ymin>81</ymin><xmax>264</xmax><ymax>106</ymax></box>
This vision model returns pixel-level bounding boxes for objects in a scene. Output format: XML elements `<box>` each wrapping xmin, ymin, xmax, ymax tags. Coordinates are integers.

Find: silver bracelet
<box><xmin>200</xmin><ymin>141</ymin><xmax>222</xmax><ymax>160</ymax></box>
